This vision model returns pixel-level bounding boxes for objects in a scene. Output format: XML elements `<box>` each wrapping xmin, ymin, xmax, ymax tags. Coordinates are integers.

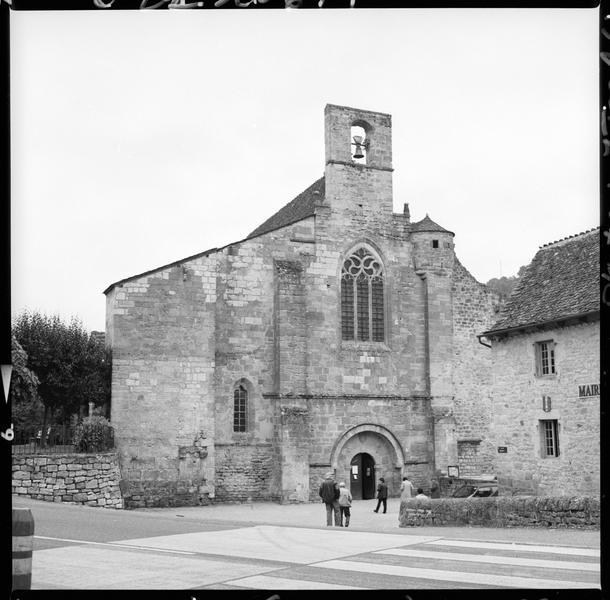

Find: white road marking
<box><xmin>116</xmin><ymin>526</ymin><xmax>440</xmax><ymax>564</ymax></box>
<box><xmin>313</xmin><ymin>559</ymin><xmax>598</xmax><ymax>589</ymax></box>
<box><xmin>377</xmin><ymin>548</ymin><xmax>600</xmax><ymax>571</ymax></box>
<box><xmin>35</xmin><ymin>535</ymin><xmax>197</xmax><ymax>555</ymax></box>
<box><xmin>228</xmin><ymin>575</ymin><xmax>366</xmax><ymax>590</ymax></box>
<box><xmin>428</xmin><ymin>539</ymin><xmax>600</xmax><ymax>557</ymax></box>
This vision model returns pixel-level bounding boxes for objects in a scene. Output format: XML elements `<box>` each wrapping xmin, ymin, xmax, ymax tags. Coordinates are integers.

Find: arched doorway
<box><xmin>350</xmin><ymin>452</ymin><xmax>376</xmax><ymax>500</ymax></box>
<box><xmin>330</xmin><ymin>424</ymin><xmax>407</xmax><ymax>499</ymax></box>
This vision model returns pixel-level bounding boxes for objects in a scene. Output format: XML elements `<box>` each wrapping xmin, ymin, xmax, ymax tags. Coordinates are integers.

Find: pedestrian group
<box><xmin>319</xmin><ymin>472</ymin><xmax>440</xmax><ymax>527</ymax></box>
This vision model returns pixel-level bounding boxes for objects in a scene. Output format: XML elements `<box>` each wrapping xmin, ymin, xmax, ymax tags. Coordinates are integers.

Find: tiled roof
<box><xmin>410</xmin><ymin>214</ymin><xmax>454</xmax><ymax>235</ymax></box>
<box><xmin>248</xmin><ymin>177</ymin><xmax>325</xmax><ymax>239</ymax></box>
<box><xmin>485</xmin><ymin>228</ymin><xmax>599</xmax><ymax>335</ymax></box>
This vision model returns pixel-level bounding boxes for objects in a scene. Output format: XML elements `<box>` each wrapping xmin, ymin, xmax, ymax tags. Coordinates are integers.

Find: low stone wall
<box><xmin>399</xmin><ymin>496</ymin><xmax>599</xmax><ymax>529</ymax></box>
<box><xmin>120</xmin><ymin>479</ymin><xmax>210</xmax><ymax>509</ymax></box>
<box><xmin>12</xmin><ymin>452</ymin><xmax>123</xmax><ymax>509</ymax></box>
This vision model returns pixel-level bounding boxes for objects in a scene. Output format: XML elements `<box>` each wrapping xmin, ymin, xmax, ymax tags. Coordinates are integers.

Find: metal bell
<box><xmin>352</xmin><ymin>135</ymin><xmax>365</xmax><ymax>159</ymax></box>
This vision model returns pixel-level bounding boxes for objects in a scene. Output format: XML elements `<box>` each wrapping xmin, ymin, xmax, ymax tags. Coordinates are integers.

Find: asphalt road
<box><xmin>14</xmin><ymin>495</ymin><xmax>247</xmax><ymax>551</ymax></box>
<box><xmin>12</xmin><ymin>496</ymin><xmax>602</xmax><ymax>591</ymax></box>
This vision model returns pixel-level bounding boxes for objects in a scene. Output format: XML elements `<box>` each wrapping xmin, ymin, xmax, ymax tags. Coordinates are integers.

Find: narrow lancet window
<box><xmin>233</xmin><ymin>384</ymin><xmax>248</xmax><ymax>432</ymax></box>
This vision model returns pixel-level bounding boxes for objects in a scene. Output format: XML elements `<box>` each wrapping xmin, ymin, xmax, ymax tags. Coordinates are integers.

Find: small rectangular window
<box><xmin>535</xmin><ymin>341</ymin><xmax>556</xmax><ymax>376</ymax></box>
<box><xmin>432</xmin><ymin>240</ymin><xmax>439</xmax><ymax>248</ymax></box>
<box><xmin>540</xmin><ymin>419</ymin><xmax>560</xmax><ymax>457</ymax></box>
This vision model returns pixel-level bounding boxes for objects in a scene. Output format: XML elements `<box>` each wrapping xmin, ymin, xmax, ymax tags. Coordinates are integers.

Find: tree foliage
<box><xmin>486</xmin><ymin>266</ymin><xmax>527</xmax><ymax>300</ymax></box>
<box><xmin>72</xmin><ymin>415</ymin><xmax>114</xmax><ymax>453</ymax></box>
<box><xmin>10</xmin><ymin>336</ymin><xmax>44</xmax><ymax>441</ymax></box>
<box><xmin>12</xmin><ymin>311</ymin><xmax>111</xmax><ymax>445</ymax></box>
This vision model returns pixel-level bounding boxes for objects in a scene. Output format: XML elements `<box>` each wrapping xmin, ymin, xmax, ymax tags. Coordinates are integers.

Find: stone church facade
<box><xmin>104</xmin><ymin>104</ymin><xmax>500</xmax><ymax>507</ymax></box>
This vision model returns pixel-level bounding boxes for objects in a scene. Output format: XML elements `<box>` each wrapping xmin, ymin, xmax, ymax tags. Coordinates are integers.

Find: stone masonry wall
<box><xmin>451</xmin><ymin>259</ymin><xmax>500</xmax><ymax>476</ymax></box>
<box><xmin>12</xmin><ymin>452</ymin><xmax>123</xmax><ymax>508</ymax></box>
<box><xmin>214</xmin><ymin>443</ymin><xmax>278</xmax><ymax>502</ymax></box>
<box><xmin>107</xmin><ymin>251</ymin><xmax>218</xmax><ymax>506</ymax></box>
<box><xmin>457</xmin><ymin>441</ymin><xmax>484</xmax><ymax>477</ymax></box>
<box><xmin>490</xmin><ymin>321</ymin><xmax>600</xmax><ymax>497</ymax></box>
<box><xmin>399</xmin><ymin>496</ymin><xmax>599</xmax><ymax>529</ymax></box>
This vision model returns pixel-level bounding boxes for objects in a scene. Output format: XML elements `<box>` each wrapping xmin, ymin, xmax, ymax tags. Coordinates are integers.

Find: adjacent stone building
<box><xmin>479</xmin><ymin>228</ymin><xmax>600</xmax><ymax>497</ymax></box>
<box><xmin>104</xmin><ymin>104</ymin><xmax>500</xmax><ymax>507</ymax></box>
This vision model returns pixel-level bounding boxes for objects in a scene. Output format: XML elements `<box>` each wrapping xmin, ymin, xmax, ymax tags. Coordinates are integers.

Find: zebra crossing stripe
<box><xmin>34</xmin><ymin>536</ymin><xmax>197</xmax><ymax>555</ymax></box>
<box><xmin>313</xmin><ymin>559</ymin><xmax>596</xmax><ymax>588</ymax></box>
<box><xmin>377</xmin><ymin>548</ymin><xmax>600</xmax><ymax>572</ymax></box>
<box><xmin>228</xmin><ymin>575</ymin><xmax>366</xmax><ymax>590</ymax></box>
<box><xmin>428</xmin><ymin>539</ymin><xmax>600</xmax><ymax>557</ymax></box>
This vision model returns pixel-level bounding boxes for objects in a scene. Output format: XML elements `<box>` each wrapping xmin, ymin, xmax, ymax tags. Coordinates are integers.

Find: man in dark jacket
<box><xmin>319</xmin><ymin>472</ymin><xmax>341</xmax><ymax>526</ymax></box>
<box><xmin>373</xmin><ymin>477</ymin><xmax>388</xmax><ymax>513</ymax></box>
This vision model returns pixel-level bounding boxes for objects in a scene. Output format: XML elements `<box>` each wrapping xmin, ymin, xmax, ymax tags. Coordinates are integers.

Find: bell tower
<box><xmin>323</xmin><ymin>104</ymin><xmax>394</xmax><ymax>217</ymax></box>
<box><xmin>324</xmin><ymin>103</ymin><xmax>393</xmax><ymax>171</ymax></box>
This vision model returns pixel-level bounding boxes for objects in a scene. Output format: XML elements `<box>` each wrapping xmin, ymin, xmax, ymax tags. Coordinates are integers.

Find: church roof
<box><xmin>248</xmin><ymin>177</ymin><xmax>324</xmax><ymax>238</ymax></box>
<box><xmin>410</xmin><ymin>214</ymin><xmax>454</xmax><ymax>235</ymax></box>
<box><xmin>483</xmin><ymin>228</ymin><xmax>599</xmax><ymax>336</ymax></box>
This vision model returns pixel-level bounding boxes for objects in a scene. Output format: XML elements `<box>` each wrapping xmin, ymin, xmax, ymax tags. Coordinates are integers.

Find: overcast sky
<box><xmin>10</xmin><ymin>7</ymin><xmax>599</xmax><ymax>333</ymax></box>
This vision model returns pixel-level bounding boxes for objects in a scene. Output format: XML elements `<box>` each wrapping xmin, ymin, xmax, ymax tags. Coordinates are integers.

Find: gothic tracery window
<box><xmin>341</xmin><ymin>247</ymin><xmax>384</xmax><ymax>342</ymax></box>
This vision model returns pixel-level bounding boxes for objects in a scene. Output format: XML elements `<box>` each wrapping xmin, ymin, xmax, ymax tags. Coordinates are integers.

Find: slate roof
<box><xmin>248</xmin><ymin>177</ymin><xmax>325</xmax><ymax>239</ymax></box>
<box><xmin>410</xmin><ymin>214</ymin><xmax>454</xmax><ymax>235</ymax></box>
<box><xmin>484</xmin><ymin>228</ymin><xmax>599</xmax><ymax>336</ymax></box>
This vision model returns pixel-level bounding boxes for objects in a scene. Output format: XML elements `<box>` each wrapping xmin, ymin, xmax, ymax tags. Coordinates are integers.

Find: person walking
<box><xmin>400</xmin><ymin>475</ymin><xmax>414</xmax><ymax>502</ymax></box>
<box><xmin>373</xmin><ymin>477</ymin><xmax>388</xmax><ymax>513</ymax></box>
<box><xmin>319</xmin><ymin>472</ymin><xmax>341</xmax><ymax>526</ymax></box>
<box><xmin>337</xmin><ymin>482</ymin><xmax>352</xmax><ymax>527</ymax></box>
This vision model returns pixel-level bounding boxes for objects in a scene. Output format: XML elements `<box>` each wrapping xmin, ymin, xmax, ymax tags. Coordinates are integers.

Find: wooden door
<box><xmin>350</xmin><ymin>453</ymin><xmax>376</xmax><ymax>500</ymax></box>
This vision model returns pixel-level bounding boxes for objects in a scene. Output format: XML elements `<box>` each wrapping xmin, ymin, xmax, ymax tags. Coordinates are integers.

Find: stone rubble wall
<box><xmin>451</xmin><ymin>258</ymin><xmax>501</xmax><ymax>476</ymax></box>
<box><xmin>12</xmin><ymin>452</ymin><xmax>123</xmax><ymax>508</ymax></box>
<box><xmin>214</xmin><ymin>443</ymin><xmax>279</xmax><ymax>503</ymax></box>
<box><xmin>399</xmin><ymin>496</ymin><xmax>599</xmax><ymax>529</ymax></box>
<box><xmin>490</xmin><ymin>321</ymin><xmax>600</xmax><ymax>497</ymax></box>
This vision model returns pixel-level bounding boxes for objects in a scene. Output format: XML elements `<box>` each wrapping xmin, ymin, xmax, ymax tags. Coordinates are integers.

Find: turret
<box><xmin>410</xmin><ymin>214</ymin><xmax>455</xmax><ymax>272</ymax></box>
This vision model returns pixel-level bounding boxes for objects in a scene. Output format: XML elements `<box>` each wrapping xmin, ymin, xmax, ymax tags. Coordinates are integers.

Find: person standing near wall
<box><xmin>337</xmin><ymin>482</ymin><xmax>352</xmax><ymax>527</ymax></box>
<box><xmin>430</xmin><ymin>478</ymin><xmax>440</xmax><ymax>499</ymax></box>
<box><xmin>400</xmin><ymin>475</ymin><xmax>414</xmax><ymax>501</ymax></box>
<box><xmin>319</xmin><ymin>472</ymin><xmax>341</xmax><ymax>526</ymax></box>
<box><xmin>414</xmin><ymin>487</ymin><xmax>429</xmax><ymax>501</ymax></box>
<box><xmin>373</xmin><ymin>477</ymin><xmax>388</xmax><ymax>513</ymax></box>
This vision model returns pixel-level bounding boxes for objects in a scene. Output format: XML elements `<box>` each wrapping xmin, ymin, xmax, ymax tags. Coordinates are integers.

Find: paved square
<box><xmin>117</xmin><ymin>526</ymin><xmax>441</xmax><ymax>563</ymax></box>
<box><xmin>32</xmin><ymin>546</ymin><xmax>276</xmax><ymax>589</ymax></box>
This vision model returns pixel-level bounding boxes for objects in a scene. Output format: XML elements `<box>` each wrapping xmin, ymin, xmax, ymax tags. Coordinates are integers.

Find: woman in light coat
<box><xmin>400</xmin><ymin>476</ymin><xmax>414</xmax><ymax>502</ymax></box>
<box><xmin>337</xmin><ymin>482</ymin><xmax>353</xmax><ymax>527</ymax></box>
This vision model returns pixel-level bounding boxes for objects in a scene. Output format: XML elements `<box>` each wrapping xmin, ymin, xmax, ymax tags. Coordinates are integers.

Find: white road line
<box><xmin>428</xmin><ymin>539</ymin><xmax>600</xmax><ymax>557</ymax></box>
<box><xmin>34</xmin><ymin>535</ymin><xmax>197</xmax><ymax>555</ymax></box>
<box><xmin>313</xmin><ymin>559</ymin><xmax>598</xmax><ymax>589</ymax></box>
<box><xmin>377</xmin><ymin>548</ymin><xmax>600</xmax><ymax>572</ymax></box>
<box><xmin>228</xmin><ymin>575</ymin><xmax>366</xmax><ymax>590</ymax></box>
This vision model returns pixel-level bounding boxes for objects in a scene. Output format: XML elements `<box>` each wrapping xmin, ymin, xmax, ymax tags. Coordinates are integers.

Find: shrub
<box><xmin>73</xmin><ymin>416</ymin><xmax>114</xmax><ymax>452</ymax></box>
